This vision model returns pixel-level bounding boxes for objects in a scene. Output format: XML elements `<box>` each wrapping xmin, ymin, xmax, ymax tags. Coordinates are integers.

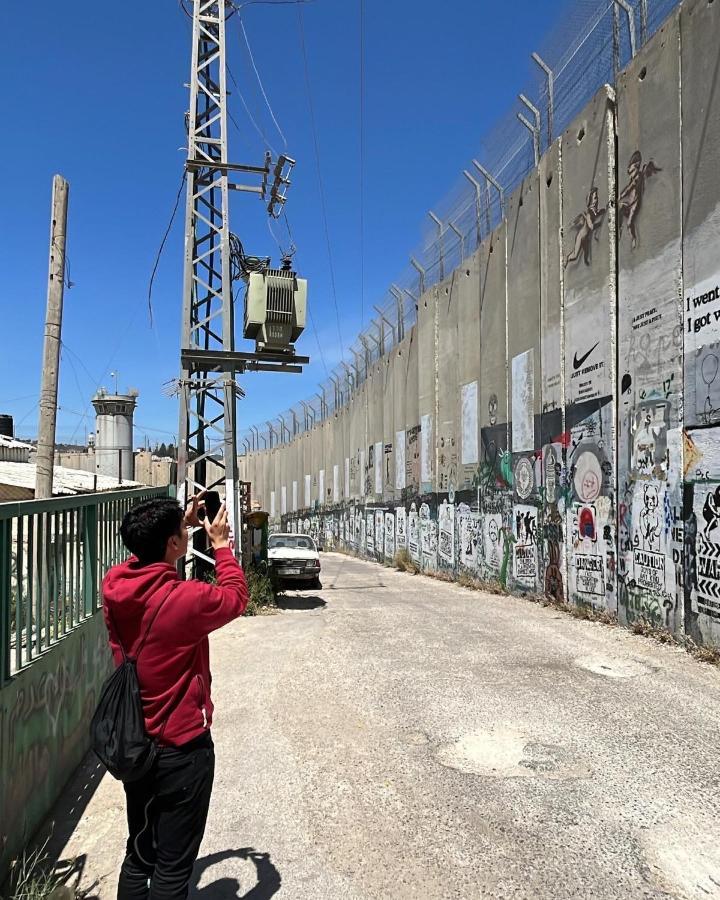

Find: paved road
<box><xmin>53</xmin><ymin>552</ymin><xmax>720</xmax><ymax>899</ymax></box>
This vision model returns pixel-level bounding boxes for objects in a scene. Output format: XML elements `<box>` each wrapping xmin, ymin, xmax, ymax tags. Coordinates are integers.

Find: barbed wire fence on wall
<box><xmin>240</xmin><ymin>0</ymin><xmax>680</xmax><ymax>454</ymax></box>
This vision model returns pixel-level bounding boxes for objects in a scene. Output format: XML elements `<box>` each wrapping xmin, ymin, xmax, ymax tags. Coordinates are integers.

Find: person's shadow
<box><xmin>190</xmin><ymin>848</ymin><xmax>281</xmax><ymax>900</ymax></box>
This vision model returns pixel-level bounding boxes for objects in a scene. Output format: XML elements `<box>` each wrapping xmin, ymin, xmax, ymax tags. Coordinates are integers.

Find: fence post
<box><xmin>83</xmin><ymin>503</ymin><xmax>99</xmax><ymax>616</ymax></box>
<box><xmin>0</xmin><ymin>520</ymin><xmax>11</xmax><ymax>685</ymax></box>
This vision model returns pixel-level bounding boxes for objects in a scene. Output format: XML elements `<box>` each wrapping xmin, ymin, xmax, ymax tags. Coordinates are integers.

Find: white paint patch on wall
<box><xmin>421</xmin><ymin>414</ymin><xmax>433</xmax><ymax>483</ymax></box>
<box><xmin>344</xmin><ymin>457</ymin><xmax>350</xmax><ymax>498</ymax></box>
<box><xmin>374</xmin><ymin>441</ymin><xmax>383</xmax><ymax>495</ymax></box>
<box><xmin>333</xmin><ymin>465</ymin><xmax>339</xmax><ymax>503</ymax></box>
<box><xmin>319</xmin><ymin>469</ymin><xmax>325</xmax><ymax>506</ymax></box>
<box><xmin>461</xmin><ymin>381</ymin><xmax>478</xmax><ymax>464</ymax></box>
<box><xmin>395</xmin><ymin>430</ymin><xmax>406</xmax><ymax>490</ymax></box>
<box><xmin>270</xmin><ymin>490</ymin><xmax>276</xmax><ymax>519</ymax></box>
<box><xmin>511</xmin><ymin>351</ymin><xmax>535</xmax><ymax>452</ymax></box>
<box><xmin>304</xmin><ymin>474</ymin><xmax>311</xmax><ymax>508</ymax></box>
<box><xmin>281</xmin><ymin>485</ymin><xmax>287</xmax><ymax>515</ymax></box>
<box><xmin>292</xmin><ymin>480</ymin><xmax>298</xmax><ymax>512</ymax></box>
<box><xmin>359</xmin><ymin>450</ymin><xmax>366</xmax><ymax>496</ymax></box>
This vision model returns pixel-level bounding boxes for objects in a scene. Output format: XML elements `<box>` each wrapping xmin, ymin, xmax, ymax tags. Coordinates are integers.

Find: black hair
<box><xmin>120</xmin><ymin>499</ymin><xmax>184</xmax><ymax>564</ymax></box>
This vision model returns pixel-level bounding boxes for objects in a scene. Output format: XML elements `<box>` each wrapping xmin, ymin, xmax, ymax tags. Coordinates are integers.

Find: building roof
<box><xmin>0</xmin><ymin>434</ymin><xmax>34</xmax><ymax>451</ymax></box>
<box><xmin>0</xmin><ymin>461</ymin><xmax>141</xmax><ymax>496</ymax></box>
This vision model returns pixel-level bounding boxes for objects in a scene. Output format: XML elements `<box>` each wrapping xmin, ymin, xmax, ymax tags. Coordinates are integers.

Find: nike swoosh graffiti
<box><xmin>573</xmin><ymin>341</ymin><xmax>599</xmax><ymax>370</ymax></box>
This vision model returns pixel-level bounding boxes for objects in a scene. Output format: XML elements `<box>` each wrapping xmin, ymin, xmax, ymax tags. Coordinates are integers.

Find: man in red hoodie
<box><xmin>102</xmin><ymin>496</ymin><xmax>248</xmax><ymax>900</ymax></box>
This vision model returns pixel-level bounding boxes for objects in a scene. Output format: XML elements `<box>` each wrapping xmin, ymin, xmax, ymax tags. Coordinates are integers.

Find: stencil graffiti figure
<box><xmin>618</xmin><ymin>151</ymin><xmax>662</xmax><ymax>249</ymax></box>
<box><xmin>564</xmin><ymin>187</ymin><xmax>606</xmax><ymax>268</ymax></box>
<box><xmin>639</xmin><ymin>484</ymin><xmax>662</xmax><ymax>550</ymax></box>
<box><xmin>702</xmin><ymin>485</ymin><xmax>720</xmax><ymax>537</ymax></box>
<box><xmin>488</xmin><ymin>394</ymin><xmax>498</xmax><ymax>427</ymax></box>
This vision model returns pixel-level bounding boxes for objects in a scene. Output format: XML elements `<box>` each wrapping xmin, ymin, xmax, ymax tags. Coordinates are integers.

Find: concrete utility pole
<box><xmin>35</xmin><ymin>175</ymin><xmax>69</xmax><ymax>499</ymax></box>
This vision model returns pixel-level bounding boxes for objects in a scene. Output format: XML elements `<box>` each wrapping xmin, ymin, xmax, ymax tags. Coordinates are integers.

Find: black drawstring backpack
<box><xmin>90</xmin><ymin>590</ymin><xmax>174</xmax><ymax>782</ymax></box>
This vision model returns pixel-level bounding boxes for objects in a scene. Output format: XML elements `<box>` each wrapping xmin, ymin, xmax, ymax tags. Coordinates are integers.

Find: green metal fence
<box><xmin>0</xmin><ymin>486</ymin><xmax>171</xmax><ymax>686</ymax></box>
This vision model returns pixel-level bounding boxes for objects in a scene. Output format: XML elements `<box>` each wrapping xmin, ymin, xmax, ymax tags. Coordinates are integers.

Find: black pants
<box><xmin>118</xmin><ymin>733</ymin><xmax>215</xmax><ymax>900</ymax></box>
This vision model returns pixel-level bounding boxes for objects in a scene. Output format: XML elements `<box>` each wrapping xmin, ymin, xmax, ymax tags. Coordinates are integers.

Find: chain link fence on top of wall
<box><xmin>240</xmin><ymin>0</ymin><xmax>682</xmax><ymax>454</ymax></box>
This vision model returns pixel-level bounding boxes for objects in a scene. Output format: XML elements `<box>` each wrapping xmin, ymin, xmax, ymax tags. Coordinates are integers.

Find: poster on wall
<box><xmin>692</xmin><ymin>482</ymin><xmax>720</xmax><ymax>622</ymax></box>
<box><xmin>419</xmin><ymin>502</ymin><xmax>437</xmax><ymax>567</ymax></box>
<box><xmin>374</xmin><ymin>441</ymin><xmax>383</xmax><ymax>495</ymax></box>
<box><xmin>438</xmin><ymin>500</ymin><xmax>455</xmax><ymax>565</ymax></box>
<box><xmin>512</xmin><ymin>504</ymin><xmax>537</xmax><ymax>585</ymax></box>
<box><xmin>458</xmin><ymin>508</ymin><xmax>479</xmax><ymax>569</ymax></box>
<box><xmin>366</xmin><ymin>511</ymin><xmax>375</xmax><ymax>554</ymax></box>
<box><xmin>270</xmin><ymin>491</ymin><xmax>276</xmax><ymax>519</ymax></box>
<box><xmin>385</xmin><ymin>512</ymin><xmax>396</xmax><ymax>558</ymax></box>
<box><xmin>395</xmin><ymin>430</ymin><xmax>406</xmax><ymax>490</ymax></box>
<box><xmin>375</xmin><ymin>509</ymin><xmax>385</xmax><ymax>554</ymax></box>
<box><xmin>319</xmin><ymin>470</ymin><xmax>325</xmax><ymax>506</ymax></box>
<box><xmin>566</xmin><ymin>304</ymin><xmax>609</xmax><ymax>403</ymax></box>
<box><xmin>420</xmin><ymin>414</ymin><xmax>433</xmax><ymax>485</ymax></box>
<box><xmin>483</xmin><ymin>513</ymin><xmax>502</xmax><ymax>574</ymax></box>
<box><xmin>292</xmin><ymin>481</ymin><xmax>298</xmax><ymax>513</ymax></box>
<box><xmin>511</xmin><ymin>351</ymin><xmax>535</xmax><ymax>452</ymax></box>
<box><xmin>304</xmin><ymin>474</ymin><xmax>311</xmax><ymax>509</ymax></box>
<box><xmin>461</xmin><ymin>381</ymin><xmax>478</xmax><ymax>465</ymax></box>
<box><xmin>408</xmin><ymin>503</ymin><xmax>420</xmax><ymax>560</ymax></box>
<box><xmin>281</xmin><ymin>484</ymin><xmax>287</xmax><ymax>515</ymax></box>
<box><xmin>396</xmin><ymin>507</ymin><xmax>407</xmax><ymax>549</ymax></box>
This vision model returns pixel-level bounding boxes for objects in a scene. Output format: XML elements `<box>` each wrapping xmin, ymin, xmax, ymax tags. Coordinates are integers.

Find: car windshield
<box><xmin>269</xmin><ymin>535</ymin><xmax>316</xmax><ymax>551</ymax></box>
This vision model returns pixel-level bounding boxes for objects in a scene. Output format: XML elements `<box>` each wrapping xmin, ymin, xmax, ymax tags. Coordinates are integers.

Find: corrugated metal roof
<box><xmin>0</xmin><ymin>461</ymin><xmax>141</xmax><ymax>496</ymax></box>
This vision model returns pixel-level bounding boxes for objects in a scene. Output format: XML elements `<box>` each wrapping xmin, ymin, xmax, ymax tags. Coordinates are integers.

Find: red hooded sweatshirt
<box><xmin>102</xmin><ymin>548</ymin><xmax>248</xmax><ymax>747</ymax></box>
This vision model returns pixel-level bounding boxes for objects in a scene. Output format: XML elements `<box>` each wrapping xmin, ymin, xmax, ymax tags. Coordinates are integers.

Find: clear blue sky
<box><xmin>0</xmin><ymin>0</ymin><xmax>569</xmax><ymax>448</ymax></box>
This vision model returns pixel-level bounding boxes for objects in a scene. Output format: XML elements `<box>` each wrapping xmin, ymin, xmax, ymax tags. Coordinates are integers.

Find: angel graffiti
<box><xmin>564</xmin><ymin>186</ymin><xmax>606</xmax><ymax>268</ymax></box>
<box><xmin>619</xmin><ymin>151</ymin><xmax>662</xmax><ymax>249</ymax></box>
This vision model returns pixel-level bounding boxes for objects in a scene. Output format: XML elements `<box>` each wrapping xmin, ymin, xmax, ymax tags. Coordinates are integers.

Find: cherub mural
<box><xmin>619</xmin><ymin>150</ymin><xmax>662</xmax><ymax>249</ymax></box>
<box><xmin>564</xmin><ymin>187</ymin><xmax>606</xmax><ymax>267</ymax></box>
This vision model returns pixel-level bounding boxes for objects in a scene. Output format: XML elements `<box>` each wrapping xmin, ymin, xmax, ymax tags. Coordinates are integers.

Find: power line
<box><xmin>235</xmin><ymin>13</ymin><xmax>288</xmax><ymax>149</ymax></box>
<box><xmin>296</xmin><ymin>5</ymin><xmax>344</xmax><ymax>357</ymax></box>
<box><xmin>227</xmin><ymin>62</ymin><xmax>278</xmax><ymax>156</ymax></box>
<box><xmin>148</xmin><ymin>170</ymin><xmax>187</xmax><ymax>329</ymax></box>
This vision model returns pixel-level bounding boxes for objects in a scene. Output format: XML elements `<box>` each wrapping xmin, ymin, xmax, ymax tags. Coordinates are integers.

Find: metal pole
<box><xmin>614</xmin><ymin>0</ymin><xmax>637</xmax><ymax>61</ymax></box>
<box><xmin>36</xmin><ymin>175</ymin><xmax>69</xmax><ymax>500</ymax></box>
<box><xmin>472</xmin><ymin>159</ymin><xmax>504</xmax><ymax>220</ymax></box>
<box><xmin>447</xmin><ymin>221</ymin><xmax>465</xmax><ymax>263</ymax></box>
<box><xmin>639</xmin><ymin>0</ymin><xmax>647</xmax><ymax>44</ymax></box>
<box><xmin>462</xmin><ymin>170</ymin><xmax>483</xmax><ymax>247</ymax></box>
<box><xmin>517</xmin><ymin>112</ymin><xmax>540</xmax><ymax>166</ymax></box>
<box><xmin>374</xmin><ymin>305</ymin><xmax>397</xmax><ymax>346</ymax></box>
<box><xmin>531</xmin><ymin>52</ymin><xmax>554</xmax><ymax>148</ymax></box>
<box><xmin>428</xmin><ymin>211</ymin><xmax>445</xmax><ymax>281</ymax></box>
<box><xmin>410</xmin><ymin>256</ymin><xmax>426</xmax><ymax>295</ymax></box>
<box><xmin>389</xmin><ymin>285</ymin><xmax>405</xmax><ymax>341</ymax></box>
<box><xmin>519</xmin><ymin>93</ymin><xmax>541</xmax><ymax>164</ymax></box>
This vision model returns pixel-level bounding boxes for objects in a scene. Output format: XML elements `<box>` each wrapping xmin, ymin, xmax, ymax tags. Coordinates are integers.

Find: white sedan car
<box><xmin>267</xmin><ymin>533</ymin><xmax>322</xmax><ymax>588</ymax></box>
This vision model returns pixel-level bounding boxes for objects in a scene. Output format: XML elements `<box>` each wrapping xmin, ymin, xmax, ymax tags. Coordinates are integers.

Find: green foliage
<box><xmin>244</xmin><ymin>568</ymin><xmax>276</xmax><ymax>616</ymax></box>
<box><xmin>7</xmin><ymin>839</ymin><xmax>76</xmax><ymax>900</ymax></box>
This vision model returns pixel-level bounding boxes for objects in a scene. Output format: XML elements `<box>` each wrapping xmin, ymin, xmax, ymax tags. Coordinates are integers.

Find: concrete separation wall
<box><xmin>241</xmin><ymin>5</ymin><xmax>720</xmax><ymax>646</ymax></box>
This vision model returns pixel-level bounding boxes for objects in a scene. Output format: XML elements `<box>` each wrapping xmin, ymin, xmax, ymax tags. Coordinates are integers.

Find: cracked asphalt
<box><xmin>51</xmin><ymin>552</ymin><xmax>720</xmax><ymax>899</ymax></box>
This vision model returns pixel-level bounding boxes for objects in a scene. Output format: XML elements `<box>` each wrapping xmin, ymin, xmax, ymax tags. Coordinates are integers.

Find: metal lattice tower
<box><xmin>178</xmin><ymin>0</ymin><xmax>239</xmax><ymax>564</ymax></box>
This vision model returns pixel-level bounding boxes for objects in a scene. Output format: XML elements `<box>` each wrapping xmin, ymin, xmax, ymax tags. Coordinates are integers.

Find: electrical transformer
<box><xmin>243</xmin><ymin>266</ymin><xmax>307</xmax><ymax>353</ymax></box>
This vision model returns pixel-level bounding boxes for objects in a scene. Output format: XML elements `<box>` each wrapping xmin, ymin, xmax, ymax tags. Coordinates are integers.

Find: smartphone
<box><xmin>201</xmin><ymin>490</ymin><xmax>222</xmax><ymax>523</ymax></box>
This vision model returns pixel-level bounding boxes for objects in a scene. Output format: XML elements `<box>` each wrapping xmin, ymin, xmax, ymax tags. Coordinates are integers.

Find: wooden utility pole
<box><xmin>35</xmin><ymin>175</ymin><xmax>69</xmax><ymax>499</ymax></box>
